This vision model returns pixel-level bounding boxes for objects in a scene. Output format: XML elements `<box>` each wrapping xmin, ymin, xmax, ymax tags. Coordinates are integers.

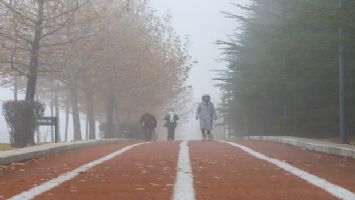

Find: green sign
<box><xmin>37</xmin><ymin>117</ymin><xmax>57</xmax><ymax>126</ymax></box>
<box><xmin>36</xmin><ymin>117</ymin><xmax>59</xmax><ymax>143</ymax></box>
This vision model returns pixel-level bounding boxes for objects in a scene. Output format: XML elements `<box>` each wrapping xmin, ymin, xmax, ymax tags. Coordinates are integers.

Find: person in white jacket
<box><xmin>164</xmin><ymin>110</ymin><xmax>179</xmax><ymax>141</ymax></box>
<box><xmin>196</xmin><ymin>94</ymin><xmax>217</xmax><ymax>141</ymax></box>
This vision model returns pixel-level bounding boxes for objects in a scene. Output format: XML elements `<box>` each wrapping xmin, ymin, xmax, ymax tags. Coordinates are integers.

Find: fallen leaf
<box><xmin>149</xmin><ymin>183</ymin><xmax>160</xmax><ymax>187</ymax></box>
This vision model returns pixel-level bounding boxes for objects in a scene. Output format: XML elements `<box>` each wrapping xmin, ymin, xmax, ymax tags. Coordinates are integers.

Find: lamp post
<box><xmin>338</xmin><ymin>0</ymin><xmax>348</xmax><ymax>144</ymax></box>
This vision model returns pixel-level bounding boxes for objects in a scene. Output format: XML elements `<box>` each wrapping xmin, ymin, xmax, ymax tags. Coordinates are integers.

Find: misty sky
<box><xmin>150</xmin><ymin>0</ymin><xmax>249</xmax><ymax>139</ymax></box>
<box><xmin>150</xmin><ymin>0</ymin><xmax>248</xmax><ymax>102</ymax></box>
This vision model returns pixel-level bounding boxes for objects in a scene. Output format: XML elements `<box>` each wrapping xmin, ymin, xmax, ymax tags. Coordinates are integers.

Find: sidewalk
<box><xmin>244</xmin><ymin>136</ymin><xmax>355</xmax><ymax>159</ymax></box>
<box><xmin>0</xmin><ymin>139</ymin><xmax>127</xmax><ymax>165</ymax></box>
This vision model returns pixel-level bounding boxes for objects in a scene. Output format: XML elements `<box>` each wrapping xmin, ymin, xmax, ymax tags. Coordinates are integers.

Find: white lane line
<box><xmin>173</xmin><ymin>141</ymin><xmax>195</xmax><ymax>200</ymax></box>
<box><xmin>221</xmin><ymin>140</ymin><xmax>355</xmax><ymax>200</ymax></box>
<box><xmin>9</xmin><ymin>142</ymin><xmax>145</xmax><ymax>200</ymax></box>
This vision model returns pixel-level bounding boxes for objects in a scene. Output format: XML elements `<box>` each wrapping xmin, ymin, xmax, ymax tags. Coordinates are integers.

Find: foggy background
<box><xmin>0</xmin><ymin>0</ymin><xmax>249</xmax><ymax>142</ymax></box>
<box><xmin>150</xmin><ymin>0</ymin><xmax>249</xmax><ymax>139</ymax></box>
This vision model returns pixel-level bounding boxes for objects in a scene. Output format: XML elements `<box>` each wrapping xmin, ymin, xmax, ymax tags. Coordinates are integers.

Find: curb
<box><xmin>244</xmin><ymin>136</ymin><xmax>355</xmax><ymax>159</ymax></box>
<box><xmin>0</xmin><ymin>139</ymin><xmax>130</xmax><ymax>165</ymax></box>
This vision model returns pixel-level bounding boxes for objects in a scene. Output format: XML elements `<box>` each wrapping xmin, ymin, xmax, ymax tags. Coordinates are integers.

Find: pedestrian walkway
<box><xmin>245</xmin><ymin>136</ymin><xmax>355</xmax><ymax>159</ymax></box>
<box><xmin>2</xmin><ymin>140</ymin><xmax>355</xmax><ymax>200</ymax></box>
<box><xmin>0</xmin><ymin>139</ymin><xmax>126</xmax><ymax>165</ymax></box>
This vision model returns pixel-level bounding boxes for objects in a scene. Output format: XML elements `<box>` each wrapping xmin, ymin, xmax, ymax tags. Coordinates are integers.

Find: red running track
<box><xmin>1</xmin><ymin>140</ymin><xmax>354</xmax><ymax>200</ymax></box>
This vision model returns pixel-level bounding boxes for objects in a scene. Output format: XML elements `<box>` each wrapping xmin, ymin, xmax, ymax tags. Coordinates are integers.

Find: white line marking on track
<box><xmin>221</xmin><ymin>140</ymin><xmax>355</xmax><ymax>200</ymax></box>
<box><xmin>173</xmin><ymin>141</ymin><xmax>195</xmax><ymax>200</ymax></box>
<box><xmin>9</xmin><ymin>142</ymin><xmax>145</xmax><ymax>200</ymax></box>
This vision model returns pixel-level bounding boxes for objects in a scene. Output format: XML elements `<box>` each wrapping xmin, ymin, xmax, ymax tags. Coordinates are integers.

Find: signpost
<box><xmin>37</xmin><ymin>117</ymin><xmax>59</xmax><ymax>143</ymax></box>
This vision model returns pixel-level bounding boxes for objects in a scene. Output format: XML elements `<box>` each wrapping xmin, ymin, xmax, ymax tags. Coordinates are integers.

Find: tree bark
<box><xmin>64</xmin><ymin>92</ymin><xmax>70</xmax><ymax>142</ymax></box>
<box><xmin>105</xmin><ymin>94</ymin><xmax>115</xmax><ymax>138</ymax></box>
<box><xmin>50</xmin><ymin>91</ymin><xmax>54</xmax><ymax>142</ymax></box>
<box><xmin>54</xmin><ymin>93</ymin><xmax>61</xmax><ymax>142</ymax></box>
<box><xmin>86</xmin><ymin>92</ymin><xmax>96</xmax><ymax>139</ymax></box>
<box><xmin>25</xmin><ymin>0</ymin><xmax>44</xmax><ymax>101</ymax></box>
<box><xmin>85</xmin><ymin>116</ymin><xmax>89</xmax><ymax>140</ymax></box>
<box><xmin>114</xmin><ymin>104</ymin><xmax>121</xmax><ymax>138</ymax></box>
<box><xmin>13</xmin><ymin>77</ymin><xmax>18</xmax><ymax>101</ymax></box>
<box><xmin>71</xmin><ymin>85</ymin><xmax>82</xmax><ymax>141</ymax></box>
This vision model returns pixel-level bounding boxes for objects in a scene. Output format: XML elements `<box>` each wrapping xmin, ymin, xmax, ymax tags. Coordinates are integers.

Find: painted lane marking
<box><xmin>9</xmin><ymin>142</ymin><xmax>145</xmax><ymax>200</ymax></box>
<box><xmin>221</xmin><ymin>141</ymin><xmax>355</xmax><ymax>200</ymax></box>
<box><xmin>173</xmin><ymin>141</ymin><xmax>195</xmax><ymax>200</ymax></box>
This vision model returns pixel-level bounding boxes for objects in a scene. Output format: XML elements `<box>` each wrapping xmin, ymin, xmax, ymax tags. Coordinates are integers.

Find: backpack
<box><xmin>168</xmin><ymin>112</ymin><xmax>177</xmax><ymax>123</ymax></box>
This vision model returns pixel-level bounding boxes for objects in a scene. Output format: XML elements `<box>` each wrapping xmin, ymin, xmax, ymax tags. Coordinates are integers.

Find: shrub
<box><xmin>2</xmin><ymin>101</ymin><xmax>45</xmax><ymax>147</ymax></box>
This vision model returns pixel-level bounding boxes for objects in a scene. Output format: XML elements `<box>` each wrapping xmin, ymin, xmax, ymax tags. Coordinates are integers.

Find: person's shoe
<box><xmin>202</xmin><ymin>133</ymin><xmax>207</xmax><ymax>141</ymax></box>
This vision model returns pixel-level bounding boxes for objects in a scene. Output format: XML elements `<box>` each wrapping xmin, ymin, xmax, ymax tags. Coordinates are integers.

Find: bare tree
<box><xmin>0</xmin><ymin>0</ymin><xmax>89</xmax><ymax>101</ymax></box>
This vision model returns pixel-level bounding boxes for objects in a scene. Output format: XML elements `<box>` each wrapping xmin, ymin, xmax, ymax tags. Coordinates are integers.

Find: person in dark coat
<box><xmin>140</xmin><ymin>112</ymin><xmax>157</xmax><ymax>141</ymax></box>
<box><xmin>164</xmin><ymin>110</ymin><xmax>179</xmax><ymax>141</ymax></box>
<box><xmin>196</xmin><ymin>94</ymin><xmax>217</xmax><ymax>141</ymax></box>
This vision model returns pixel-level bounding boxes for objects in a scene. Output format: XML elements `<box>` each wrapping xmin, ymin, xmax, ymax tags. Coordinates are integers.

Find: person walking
<box><xmin>164</xmin><ymin>110</ymin><xmax>179</xmax><ymax>141</ymax></box>
<box><xmin>196</xmin><ymin>94</ymin><xmax>217</xmax><ymax>141</ymax></box>
<box><xmin>140</xmin><ymin>112</ymin><xmax>157</xmax><ymax>141</ymax></box>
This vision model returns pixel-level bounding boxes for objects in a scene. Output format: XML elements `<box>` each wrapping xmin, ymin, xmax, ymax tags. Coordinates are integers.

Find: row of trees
<box><xmin>0</xmin><ymin>0</ymin><xmax>192</xmax><ymax>146</ymax></box>
<box><xmin>218</xmin><ymin>0</ymin><xmax>355</xmax><ymax>139</ymax></box>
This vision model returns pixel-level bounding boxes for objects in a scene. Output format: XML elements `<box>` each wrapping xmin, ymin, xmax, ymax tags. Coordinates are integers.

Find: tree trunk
<box><xmin>86</xmin><ymin>92</ymin><xmax>96</xmax><ymax>140</ymax></box>
<box><xmin>25</xmin><ymin>0</ymin><xmax>44</xmax><ymax>101</ymax></box>
<box><xmin>20</xmin><ymin>0</ymin><xmax>44</xmax><ymax>147</ymax></box>
<box><xmin>64</xmin><ymin>92</ymin><xmax>70</xmax><ymax>142</ymax></box>
<box><xmin>85</xmin><ymin>117</ymin><xmax>89</xmax><ymax>140</ymax></box>
<box><xmin>114</xmin><ymin>104</ymin><xmax>121</xmax><ymax>138</ymax></box>
<box><xmin>55</xmin><ymin>93</ymin><xmax>61</xmax><ymax>142</ymax></box>
<box><xmin>105</xmin><ymin>95</ymin><xmax>115</xmax><ymax>138</ymax></box>
<box><xmin>71</xmin><ymin>85</ymin><xmax>82</xmax><ymax>141</ymax></box>
<box><xmin>14</xmin><ymin>77</ymin><xmax>18</xmax><ymax>101</ymax></box>
<box><xmin>50</xmin><ymin>91</ymin><xmax>54</xmax><ymax>142</ymax></box>
<box><xmin>35</xmin><ymin>90</ymin><xmax>41</xmax><ymax>143</ymax></box>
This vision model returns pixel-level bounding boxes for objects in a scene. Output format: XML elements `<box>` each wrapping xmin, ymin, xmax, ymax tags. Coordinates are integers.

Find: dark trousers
<box><xmin>167</xmin><ymin>127</ymin><xmax>176</xmax><ymax>141</ymax></box>
<box><xmin>144</xmin><ymin>127</ymin><xmax>154</xmax><ymax>141</ymax></box>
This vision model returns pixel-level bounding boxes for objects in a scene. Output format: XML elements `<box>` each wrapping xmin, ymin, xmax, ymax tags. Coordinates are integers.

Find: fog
<box><xmin>1</xmin><ymin>0</ymin><xmax>353</xmax><ymax>146</ymax></box>
<box><xmin>0</xmin><ymin>0</ymin><xmax>249</xmax><ymax>144</ymax></box>
<box><xmin>150</xmin><ymin>0</ymin><xmax>249</xmax><ymax>139</ymax></box>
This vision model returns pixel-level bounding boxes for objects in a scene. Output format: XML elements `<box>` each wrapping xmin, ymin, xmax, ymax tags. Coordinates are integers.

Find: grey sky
<box><xmin>150</xmin><ymin>0</ymin><xmax>248</xmax><ymax>102</ymax></box>
<box><xmin>150</xmin><ymin>0</ymin><xmax>249</xmax><ymax>139</ymax></box>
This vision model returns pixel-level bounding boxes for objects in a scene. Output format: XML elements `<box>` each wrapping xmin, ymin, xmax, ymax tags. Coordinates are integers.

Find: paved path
<box><xmin>1</xmin><ymin>140</ymin><xmax>355</xmax><ymax>200</ymax></box>
<box><xmin>246</xmin><ymin>136</ymin><xmax>355</xmax><ymax>159</ymax></box>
